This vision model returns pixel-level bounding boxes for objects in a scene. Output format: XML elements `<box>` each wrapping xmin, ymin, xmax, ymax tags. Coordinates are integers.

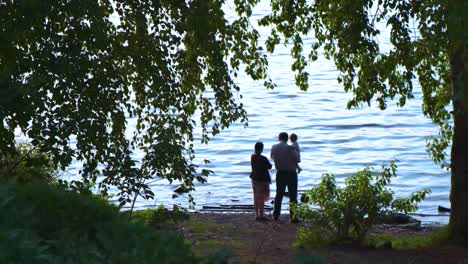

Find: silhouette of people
<box><xmin>270</xmin><ymin>132</ymin><xmax>300</xmax><ymax>222</ymax></box>
<box><xmin>250</xmin><ymin>142</ymin><xmax>272</xmax><ymax>221</ymax></box>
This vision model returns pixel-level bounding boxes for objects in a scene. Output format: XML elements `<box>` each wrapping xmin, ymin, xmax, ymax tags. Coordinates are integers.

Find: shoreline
<box><xmin>165</xmin><ymin>212</ymin><xmax>466</xmax><ymax>264</ymax></box>
<box><xmin>129</xmin><ymin>205</ymin><xmax>451</xmax><ymax>227</ymax></box>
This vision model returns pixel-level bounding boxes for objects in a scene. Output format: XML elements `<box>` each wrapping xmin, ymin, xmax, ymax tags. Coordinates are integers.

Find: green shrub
<box><xmin>0</xmin><ymin>143</ymin><xmax>58</xmax><ymax>184</ymax></box>
<box><xmin>132</xmin><ymin>204</ymin><xmax>189</xmax><ymax>227</ymax></box>
<box><xmin>294</xmin><ymin>226</ymin><xmax>337</xmax><ymax>247</ymax></box>
<box><xmin>0</xmin><ymin>182</ymin><xmax>197</xmax><ymax>264</ymax></box>
<box><xmin>296</xmin><ymin>161</ymin><xmax>431</xmax><ymax>243</ymax></box>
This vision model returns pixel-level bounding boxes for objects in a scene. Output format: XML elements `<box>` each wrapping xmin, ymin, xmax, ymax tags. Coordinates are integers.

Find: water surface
<box><xmin>65</xmin><ymin>1</ymin><xmax>451</xmax><ymax>224</ymax></box>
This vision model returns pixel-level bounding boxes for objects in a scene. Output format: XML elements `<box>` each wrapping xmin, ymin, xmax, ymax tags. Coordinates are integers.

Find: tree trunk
<box><xmin>450</xmin><ymin>102</ymin><xmax>468</xmax><ymax>243</ymax></box>
<box><xmin>448</xmin><ymin>0</ymin><xmax>468</xmax><ymax>243</ymax></box>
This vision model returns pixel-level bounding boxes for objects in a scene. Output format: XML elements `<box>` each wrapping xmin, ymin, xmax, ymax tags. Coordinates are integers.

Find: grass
<box><xmin>294</xmin><ymin>227</ymin><xmax>338</xmax><ymax>248</ymax></box>
<box><xmin>192</xmin><ymin>239</ymin><xmax>226</xmax><ymax>255</ymax></box>
<box><xmin>185</xmin><ymin>220</ymin><xmax>240</xmax><ymax>254</ymax></box>
<box><xmin>131</xmin><ymin>205</ymin><xmax>189</xmax><ymax>227</ymax></box>
<box><xmin>188</xmin><ymin>220</ymin><xmax>225</xmax><ymax>233</ymax></box>
<box><xmin>131</xmin><ymin>210</ymin><xmax>241</xmax><ymax>261</ymax></box>
<box><xmin>294</xmin><ymin>225</ymin><xmax>452</xmax><ymax>251</ymax></box>
<box><xmin>364</xmin><ymin>226</ymin><xmax>451</xmax><ymax>249</ymax></box>
<box><xmin>7</xmin><ymin>178</ymin><xmax>450</xmax><ymax>264</ymax></box>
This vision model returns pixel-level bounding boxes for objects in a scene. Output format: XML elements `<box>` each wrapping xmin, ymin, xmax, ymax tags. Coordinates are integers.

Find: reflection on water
<box><xmin>123</xmin><ymin>58</ymin><xmax>449</xmax><ymax>223</ymax></box>
<box><xmin>63</xmin><ymin>1</ymin><xmax>450</xmax><ymax>224</ymax></box>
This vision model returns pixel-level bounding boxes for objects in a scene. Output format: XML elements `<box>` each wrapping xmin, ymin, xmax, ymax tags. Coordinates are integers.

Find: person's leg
<box><xmin>254</xmin><ymin>198</ymin><xmax>260</xmax><ymax>218</ymax></box>
<box><xmin>257</xmin><ymin>183</ymin><xmax>265</xmax><ymax>219</ymax></box>
<box><xmin>258</xmin><ymin>198</ymin><xmax>265</xmax><ymax>218</ymax></box>
<box><xmin>273</xmin><ymin>171</ymin><xmax>287</xmax><ymax>220</ymax></box>
<box><xmin>253</xmin><ymin>182</ymin><xmax>259</xmax><ymax>218</ymax></box>
<box><xmin>287</xmin><ymin>171</ymin><xmax>298</xmax><ymax>222</ymax></box>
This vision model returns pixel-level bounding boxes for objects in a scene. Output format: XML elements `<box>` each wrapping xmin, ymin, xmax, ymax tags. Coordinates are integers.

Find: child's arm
<box><xmin>291</xmin><ymin>148</ymin><xmax>300</xmax><ymax>164</ymax></box>
<box><xmin>264</xmin><ymin>156</ymin><xmax>272</xmax><ymax>183</ymax></box>
<box><xmin>294</xmin><ymin>143</ymin><xmax>301</xmax><ymax>163</ymax></box>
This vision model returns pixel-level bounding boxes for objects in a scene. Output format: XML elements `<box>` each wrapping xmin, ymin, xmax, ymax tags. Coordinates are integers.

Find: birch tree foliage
<box><xmin>1</xmin><ymin>0</ymin><xmax>460</xmax><ymax>207</ymax></box>
<box><xmin>0</xmin><ymin>0</ymin><xmax>272</xmax><ymax>205</ymax></box>
<box><xmin>245</xmin><ymin>0</ymin><xmax>468</xmax><ymax>241</ymax></box>
<box><xmin>243</xmin><ymin>0</ymin><xmax>452</xmax><ymax>168</ymax></box>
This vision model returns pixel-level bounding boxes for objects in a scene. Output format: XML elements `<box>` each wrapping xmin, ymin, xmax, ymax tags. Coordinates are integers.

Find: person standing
<box><xmin>270</xmin><ymin>132</ymin><xmax>300</xmax><ymax>222</ymax></box>
<box><xmin>250</xmin><ymin>142</ymin><xmax>272</xmax><ymax>221</ymax></box>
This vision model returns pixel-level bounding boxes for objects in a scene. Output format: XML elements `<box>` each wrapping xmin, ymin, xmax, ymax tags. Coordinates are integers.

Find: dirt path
<box><xmin>179</xmin><ymin>213</ymin><xmax>301</xmax><ymax>263</ymax></box>
<box><xmin>177</xmin><ymin>212</ymin><xmax>468</xmax><ymax>264</ymax></box>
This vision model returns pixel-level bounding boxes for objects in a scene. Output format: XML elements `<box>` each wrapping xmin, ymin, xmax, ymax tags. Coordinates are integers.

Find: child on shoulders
<box><xmin>289</xmin><ymin>133</ymin><xmax>302</xmax><ymax>174</ymax></box>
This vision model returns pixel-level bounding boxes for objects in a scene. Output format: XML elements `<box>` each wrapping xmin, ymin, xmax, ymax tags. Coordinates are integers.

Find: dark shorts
<box><xmin>252</xmin><ymin>180</ymin><xmax>270</xmax><ymax>201</ymax></box>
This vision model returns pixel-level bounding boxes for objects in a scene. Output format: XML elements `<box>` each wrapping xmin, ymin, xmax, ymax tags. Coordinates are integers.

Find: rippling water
<box><xmin>66</xmin><ymin>1</ymin><xmax>450</xmax><ymax>223</ymax></box>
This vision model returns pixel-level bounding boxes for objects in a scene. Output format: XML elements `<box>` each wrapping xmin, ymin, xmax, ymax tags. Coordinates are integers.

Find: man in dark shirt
<box><xmin>270</xmin><ymin>132</ymin><xmax>300</xmax><ymax>222</ymax></box>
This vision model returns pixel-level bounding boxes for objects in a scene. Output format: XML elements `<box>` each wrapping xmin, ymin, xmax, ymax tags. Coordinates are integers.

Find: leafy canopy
<box><xmin>1</xmin><ymin>0</ymin><xmax>456</xmax><ymax>206</ymax></box>
<box><xmin>0</xmin><ymin>143</ymin><xmax>58</xmax><ymax>184</ymax></box>
<box><xmin>240</xmin><ymin>0</ymin><xmax>451</xmax><ymax>168</ymax></box>
<box><xmin>0</xmin><ymin>0</ymin><xmax>272</xmax><ymax>205</ymax></box>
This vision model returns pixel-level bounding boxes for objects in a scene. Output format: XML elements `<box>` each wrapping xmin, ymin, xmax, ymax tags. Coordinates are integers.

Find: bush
<box><xmin>296</xmin><ymin>161</ymin><xmax>430</xmax><ymax>243</ymax></box>
<box><xmin>0</xmin><ymin>143</ymin><xmax>58</xmax><ymax>184</ymax></box>
<box><xmin>294</xmin><ymin>226</ymin><xmax>337</xmax><ymax>247</ymax></box>
<box><xmin>0</xmin><ymin>182</ymin><xmax>197</xmax><ymax>264</ymax></box>
<box><xmin>131</xmin><ymin>205</ymin><xmax>190</xmax><ymax>227</ymax></box>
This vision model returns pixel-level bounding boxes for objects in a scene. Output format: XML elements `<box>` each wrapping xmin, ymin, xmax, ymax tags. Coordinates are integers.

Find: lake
<box><xmin>64</xmin><ymin>1</ymin><xmax>450</xmax><ymax>224</ymax></box>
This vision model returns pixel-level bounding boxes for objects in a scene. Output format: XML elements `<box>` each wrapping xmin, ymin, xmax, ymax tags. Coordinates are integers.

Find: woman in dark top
<box><xmin>250</xmin><ymin>142</ymin><xmax>272</xmax><ymax>221</ymax></box>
